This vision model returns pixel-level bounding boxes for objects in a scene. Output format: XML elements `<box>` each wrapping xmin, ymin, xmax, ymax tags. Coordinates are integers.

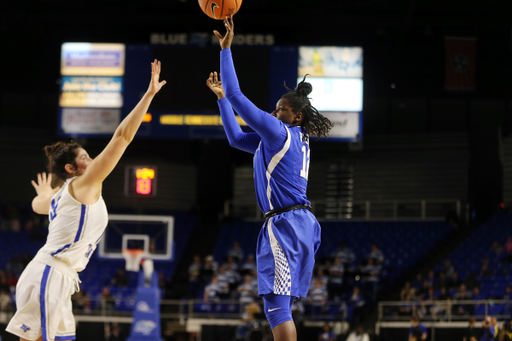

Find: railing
<box><xmin>224</xmin><ymin>199</ymin><xmax>466</xmax><ymax>221</ymax></box>
<box><xmin>378</xmin><ymin>300</ymin><xmax>512</xmax><ymax>321</ymax></box>
<box><xmin>25</xmin><ymin>297</ymin><xmax>350</xmax><ymax>321</ymax></box>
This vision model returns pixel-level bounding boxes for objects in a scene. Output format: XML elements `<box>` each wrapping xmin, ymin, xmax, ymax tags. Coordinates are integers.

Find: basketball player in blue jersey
<box><xmin>6</xmin><ymin>60</ymin><xmax>166</xmax><ymax>341</ymax></box>
<box><xmin>208</xmin><ymin>17</ymin><xmax>333</xmax><ymax>341</ymax></box>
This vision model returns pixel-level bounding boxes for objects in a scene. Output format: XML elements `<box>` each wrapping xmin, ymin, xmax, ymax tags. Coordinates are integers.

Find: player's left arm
<box><xmin>215</xmin><ymin>16</ymin><xmax>286</xmax><ymax>148</ymax></box>
<box><xmin>31</xmin><ymin>172</ymin><xmax>60</xmax><ymax>215</ymax></box>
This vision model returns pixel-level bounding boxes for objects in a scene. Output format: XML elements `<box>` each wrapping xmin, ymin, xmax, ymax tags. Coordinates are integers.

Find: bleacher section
<box><xmin>436</xmin><ymin>212</ymin><xmax>512</xmax><ymax>301</ymax></box>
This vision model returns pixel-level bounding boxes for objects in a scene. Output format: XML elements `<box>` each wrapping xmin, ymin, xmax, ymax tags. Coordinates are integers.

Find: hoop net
<box><xmin>122</xmin><ymin>249</ymin><xmax>145</xmax><ymax>272</ymax></box>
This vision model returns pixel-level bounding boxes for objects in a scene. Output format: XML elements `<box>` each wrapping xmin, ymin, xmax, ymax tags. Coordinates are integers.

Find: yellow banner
<box><xmin>160</xmin><ymin>114</ymin><xmax>248</xmax><ymax>126</ymax></box>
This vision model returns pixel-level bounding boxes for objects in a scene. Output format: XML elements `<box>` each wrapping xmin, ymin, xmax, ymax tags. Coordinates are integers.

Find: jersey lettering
<box><xmin>49</xmin><ymin>197</ymin><xmax>61</xmax><ymax>221</ymax></box>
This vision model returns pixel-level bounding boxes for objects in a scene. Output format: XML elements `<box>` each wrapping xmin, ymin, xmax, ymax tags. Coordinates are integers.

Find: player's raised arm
<box><xmin>214</xmin><ymin>17</ymin><xmax>286</xmax><ymax>148</ymax></box>
<box><xmin>30</xmin><ymin>172</ymin><xmax>60</xmax><ymax>214</ymax></box>
<box><xmin>206</xmin><ymin>72</ymin><xmax>261</xmax><ymax>153</ymax></box>
<box><xmin>72</xmin><ymin>60</ymin><xmax>166</xmax><ymax>203</ymax></box>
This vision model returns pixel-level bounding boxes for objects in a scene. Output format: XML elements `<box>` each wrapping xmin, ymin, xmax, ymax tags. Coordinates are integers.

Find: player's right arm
<box><xmin>206</xmin><ymin>72</ymin><xmax>261</xmax><ymax>153</ymax></box>
<box><xmin>72</xmin><ymin>60</ymin><xmax>166</xmax><ymax>204</ymax></box>
<box><xmin>31</xmin><ymin>172</ymin><xmax>60</xmax><ymax>215</ymax></box>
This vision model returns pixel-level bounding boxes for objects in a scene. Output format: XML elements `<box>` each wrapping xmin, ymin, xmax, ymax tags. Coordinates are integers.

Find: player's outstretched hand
<box><xmin>31</xmin><ymin>172</ymin><xmax>57</xmax><ymax>196</ymax></box>
<box><xmin>147</xmin><ymin>59</ymin><xmax>167</xmax><ymax>96</ymax></box>
<box><xmin>206</xmin><ymin>72</ymin><xmax>225</xmax><ymax>99</ymax></box>
<box><xmin>214</xmin><ymin>15</ymin><xmax>234</xmax><ymax>50</ymax></box>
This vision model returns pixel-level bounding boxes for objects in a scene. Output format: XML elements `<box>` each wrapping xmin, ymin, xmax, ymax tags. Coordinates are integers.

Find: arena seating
<box><xmin>434</xmin><ymin>211</ymin><xmax>512</xmax><ymax>301</ymax></box>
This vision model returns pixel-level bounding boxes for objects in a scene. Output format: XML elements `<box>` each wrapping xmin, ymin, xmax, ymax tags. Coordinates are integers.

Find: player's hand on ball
<box><xmin>147</xmin><ymin>59</ymin><xmax>167</xmax><ymax>95</ymax></box>
<box><xmin>214</xmin><ymin>15</ymin><xmax>234</xmax><ymax>50</ymax></box>
<box><xmin>206</xmin><ymin>72</ymin><xmax>225</xmax><ymax>99</ymax></box>
<box><xmin>31</xmin><ymin>172</ymin><xmax>56</xmax><ymax>196</ymax></box>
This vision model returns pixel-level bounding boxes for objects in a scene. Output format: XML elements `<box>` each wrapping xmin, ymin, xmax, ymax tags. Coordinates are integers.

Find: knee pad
<box><xmin>263</xmin><ymin>293</ymin><xmax>294</xmax><ymax>329</ymax></box>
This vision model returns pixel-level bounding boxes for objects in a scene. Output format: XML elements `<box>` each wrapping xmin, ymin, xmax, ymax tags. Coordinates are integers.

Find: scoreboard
<box><xmin>58</xmin><ymin>43</ymin><xmax>362</xmax><ymax>142</ymax></box>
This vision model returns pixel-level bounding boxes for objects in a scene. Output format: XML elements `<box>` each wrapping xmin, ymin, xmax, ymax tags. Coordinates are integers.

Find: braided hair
<box><xmin>282</xmin><ymin>75</ymin><xmax>333</xmax><ymax>141</ymax></box>
<box><xmin>44</xmin><ymin>141</ymin><xmax>82</xmax><ymax>187</ymax></box>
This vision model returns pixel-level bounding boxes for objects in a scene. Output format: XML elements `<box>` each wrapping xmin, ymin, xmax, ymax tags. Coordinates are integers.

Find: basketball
<box><xmin>198</xmin><ymin>0</ymin><xmax>242</xmax><ymax>20</ymax></box>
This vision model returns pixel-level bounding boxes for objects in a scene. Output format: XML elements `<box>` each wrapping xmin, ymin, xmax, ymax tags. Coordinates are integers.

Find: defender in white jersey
<box><xmin>6</xmin><ymin>60</ymin><xmax>166</xmax><ymax>341</ymax></box>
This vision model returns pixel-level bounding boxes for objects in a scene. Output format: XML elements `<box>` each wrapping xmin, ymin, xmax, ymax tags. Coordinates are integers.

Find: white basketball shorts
<box><xmin>6</xmin><ymin>260</ymin><xmax>76</xmax><ymax>341</ymax></box>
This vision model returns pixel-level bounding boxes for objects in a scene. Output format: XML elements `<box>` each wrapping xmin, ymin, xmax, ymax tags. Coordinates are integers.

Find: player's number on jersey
<box><xmin>300</xmin><ymin>145</ymin><xmax>311</xmax><ymax>179</ymax></box>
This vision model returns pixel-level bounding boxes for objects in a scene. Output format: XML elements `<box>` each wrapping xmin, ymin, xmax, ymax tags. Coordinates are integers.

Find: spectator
<box><xmin>423</xmin><ymin>287</ymin><xmax>436</xmax><ymax>302</ymax></box>
<box><xmin>225</xmin><ymin>255</ymin><xmax>239</xmax><ymax>272</ymax></box>
<box><xmin>328</xmin><ymin>257</ymin><xmax>344</xmax><ymax>298</ymax></box>
<box><xmin>5</xmin><ymin>271</ymin><xmax>17</xmax><ymax>289</ymax></box>
<box><xmin>72</xmin><ymin>290</ymin><xmax>91</xmax><ymax>314</ymax></box>
<box><xmin>500</xmin><ymin>319</ymin><xmax>512</xmax><ymax>341</ymax></box>
<box><xmin>417</xmin><ymin>280</ymin><xmax>431</xmax><ymax>299</ymax></box>
<box><xmin>111</xmin><ymin>268</ymin><xmax>129</xmax><ymax>287</ymax></box>
<box><xmin>454</xmin><ymin>284</ymin><xmax>471</xmax><ymax>299</ymax></box>
<box><xmin>463</xmin><ymin>318</ymin><xmax>478</xmax><ymax>341</ymax></box>
<box><xmin>478</xmin><ymin>263</ymin><xmax>493</xmax><ymax>277</ymax></box>
<box><xmin>215</xmin><ymin>265</ymin><xmax>230</xmax><ymax>295</ymax></box>
<box><xmin>224</xmin><ymin>262</ymin><xmax>240</xmax><ymax>292</ymax></box>
<box><xmin>401</xmin><ymin>281</ymin><xmax>415</xmax><ymax>301</ymax></box>
<box><xmin>454</xmin><ymin>287</ymin><xmax>473</xmax><ymax>317</ymax></box>
<box><xmin>412</xmin><ymin>273</ymin><xmax>423</xmax><ymax>291</ymax></box>
<box><xmin>438</xmin><ymin>287</ymin><xmax>451</xmax><ymax>300</ymax></box>
<box><xmin>426</xmin><ymin>270</ymin><xmax>436</xmax><ymax>288</ymax></box>
<box><xmin>443</xmin><ymin>260</ymin><xmax>455</xmax><ymax>277</ymax></box>
<box><xmin>312</xmin><ymin>268</ymin><xmax>329</xmax><ymax>289</ymax></box>
<box><xmin>503</xmin><ymin>285</ymin><xmax>512</xmax><ymax>300</ymax></box>
<box><xmin>188</xmin><ymin>254</ymin><xmax>202</xmax><ymax>275</ymax></box>
<box><xmin>505</xmin><ymin>237</ymin><xmax>512</xmax><ymax>253</ymax></box>
<box><xmin>490</xmin><ymin>241</ymin><xmax>503</xmax><ymax>255</ymax></box>
<box><xmin>346</xmin><ymin>325</ymin><xmax>370</xmax><ymax>341</ymax></box>
<box><xmin>309</xmin><ymin>279</ymin><xmax>328</xmax><ymax>318</ymax></box>
<box><xmin>200</xmin><ymin>255</ymin><xmax>218</xmax><ymax>282</ymax></box>
<box><xmin>250</xmin><ymin>269</ymin><xmax>258</xmax><ymax>287</ymax></box>
<box><xmin>240</xmin><ymin>254</ymin><xmax>256</xmax><ymax>274</ymax></box>
<box><xmin>105</xmin><ymin>322</ymin><xmax>125</xmax><ymax>341</ymax></box>
<box><xmin>491</xmin><ymin>317</ymin><xmax>499</xmax><ymax>339</ymax></box>
<box><xmin>0</xmin><ymin>270</ymin><xmax>9</xmax><ymax>293</ymax></box>
<box><xmin>0</xmin><ymin>287</ymin><xmax>13</xmax><ymax>313</ymax></box>
<box><xmin>480</xmin><ymin>316</ymin><xmax>496</xmax><ymax>341</ymax></box>
<box><xmin>472</xmin><ymin>287</ymin><xmax>485</xmax><ymax>300</ymax></box>
<box><xmin>464</xmin><ymin>270</ymin><xmax>480</xmax><ymax>290</ymax></box>
<box><xmin>203</xmin><ymin>275</ymin><xmax>222</xmax><ymax>303</ymax></box>
<box><xmin>188</xmin><ymin>272</ymin><xmax>201</xmax><ymax>299</ymax></box>
<box><xmin>368</xmin><ymin>243</ymin><xmax>384</xmax><ymax>264</ymax></box>
<box><xmin>400</xmin><ymin>294</ymin><xmax>415</xmax><ymax>316</ymax></box>
<box><xmin>447</xmin><ymin>272</ymin><xmax>462</xmax><ymax>290</ymax></box>
<box><xmin>237</xmin><ymin>274</ymin><xmax>257</xmax><ymax>305</ymax></box>
<box><xmin>361</xmin><ymin>258</ymin><xmax>381</xmax><ymax>282</ymax></box>
<box><xmin>6</xmin><ymin>254</ymin><xmax>24</xmax><ymax>277</ymax></box>
<box><xmin>99</xmin><ymin>287</ymin><xmax>115</xmax><ymax>315</ymax></box>
<box><xmin>318</xmin><ymin>324</ymin><xmax>335</xmax><ymax>341</ymax></box>
<box><xmin>348</xmin><ymin>287</ymin><xmax>365</xmax><ymax>322</ymax></box>
<box><xmin>332</xmin><ymin>242</ymin><xmax>356</xmax><ymax>266</ymax></box>
<box><xmin>409</xmin><ymin>315</ymin><xmax>427</xmax><ymax>341</ymax></box>
<box><xmin>228</xmin><ymin>241</ymin><xmax>244</xmax><ymax>263</ymax></box>
<box><xmin>436</xmin><ymin>272</ymin><xmax>449</xmax><ymax>290</ymax></box>
<box><xmin>21</xmin><ymin>253</ymin><xmax>32</xmax><ymax>268</ymax></box>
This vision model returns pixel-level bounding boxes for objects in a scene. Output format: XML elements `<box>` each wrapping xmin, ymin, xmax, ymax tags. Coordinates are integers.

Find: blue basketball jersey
<box><xmin>253</xmin><ymin>125</ymin><xmax>311</xmax><ymax>213</ymax></box>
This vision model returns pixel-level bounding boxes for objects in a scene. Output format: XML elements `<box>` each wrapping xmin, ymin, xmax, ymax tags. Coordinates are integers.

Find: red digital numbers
<box><xmin>135</xmin><ymin>168</ymin><xmax>155</xmax><ymax>195</ymax></box>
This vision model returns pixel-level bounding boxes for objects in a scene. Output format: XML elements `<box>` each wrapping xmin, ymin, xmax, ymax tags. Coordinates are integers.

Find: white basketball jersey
<box><xmin>36</xmin><ymin>177</ymin><xmax>109</xmax><ymax>272</ymax></box>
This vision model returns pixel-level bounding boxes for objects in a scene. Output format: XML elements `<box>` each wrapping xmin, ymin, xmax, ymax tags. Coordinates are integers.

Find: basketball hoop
<box><xmin>122</xmin><ymin>249</ymin><xmax>145</xmax><ymax>272</ymax></box>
